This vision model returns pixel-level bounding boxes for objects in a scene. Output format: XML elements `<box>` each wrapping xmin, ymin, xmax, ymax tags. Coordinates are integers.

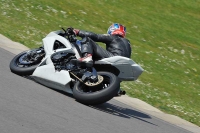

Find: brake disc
<box><xmin>85</xmin><ymin>75</ymin><xmax>104</xmax><ymax>86</ymax></box>
<box><xmin>70</xmin><ymin>72</ymin><xmax>104</xmax><ymax>86</ymax></box>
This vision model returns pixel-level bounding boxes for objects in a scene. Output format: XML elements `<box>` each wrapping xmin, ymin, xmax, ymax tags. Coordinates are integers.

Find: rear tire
<box><xmin>73</xmin><ymin>71</ymin><xmax>120</xmax><ymax>105</ymax></box>
<box><xmin>10</xmin><ymin>50</ymin><xmax>42</xmax><ymax>76</ymax></box>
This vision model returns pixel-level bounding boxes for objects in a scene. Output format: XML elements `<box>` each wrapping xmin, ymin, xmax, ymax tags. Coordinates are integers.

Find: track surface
<box><xmin>0</xmin><ymin>48</ymin><xmax>191</xmax><ymax>133</ymax></box>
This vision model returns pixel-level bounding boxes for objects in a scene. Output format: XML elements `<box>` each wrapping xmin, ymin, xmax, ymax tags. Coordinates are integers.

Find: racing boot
<box><xmin>79</xmin><ymin>53</ymin><xmax>93</xmax><ymax>62</ymax></box>
<box><xmin>71</xmin><ymin>53</ymin><xmax>93</xmax><ymax>67</ymax></box>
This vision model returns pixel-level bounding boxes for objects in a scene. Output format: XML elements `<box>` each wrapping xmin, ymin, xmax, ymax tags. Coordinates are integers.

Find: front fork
<box><xmin>26</xmin><ymin>47</ymin><xmax>44</xmax><ymax>56</ymax></box>
<box><xmin>26</xmin><ymin>47</ymin><xmax>45</xmax><ymax>63</ymax></box>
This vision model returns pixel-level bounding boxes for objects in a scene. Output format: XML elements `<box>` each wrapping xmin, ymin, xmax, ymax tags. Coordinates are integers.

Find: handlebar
<box><xmin>61</xmin><ymin>27</ymin><xmax>77</xmax><ymax>42</ymax></box>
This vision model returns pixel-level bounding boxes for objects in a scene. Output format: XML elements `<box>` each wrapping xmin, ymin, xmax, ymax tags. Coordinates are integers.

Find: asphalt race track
<box><xmin>0</xmin><ymin>48</ymin><xmax>191</xmax><ymax>133</ymax></box>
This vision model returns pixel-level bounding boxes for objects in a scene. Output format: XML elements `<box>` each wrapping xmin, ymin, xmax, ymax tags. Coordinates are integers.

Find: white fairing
<box><xmin>33</xmin><ymin>62</ymin><xmax>71</xmax><ymax>85</ymax></box>
<box><xmin>31</xmin><ymin>31</ymin><xmax>73</xmax><ymax>93</ymax></box>
<box><xmin>32</xmin><ymin>58</ymin><xmax>73</xmax><ymax>93</ymax></box>
<box><xmin>97</xmin><ymin>56</ymin><xmax>143</xmax><ymax>81</ymax></box>
<box><xmin>43</xmin><ymin>31</ymin><xmax>73</xmax><ymax>56</ymax></box>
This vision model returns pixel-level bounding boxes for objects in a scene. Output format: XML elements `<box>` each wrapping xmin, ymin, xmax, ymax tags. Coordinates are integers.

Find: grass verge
<box><xmin>0</xmin><ymin>0</ymin><xmax>199</xmax><ymax>126</ymax></box>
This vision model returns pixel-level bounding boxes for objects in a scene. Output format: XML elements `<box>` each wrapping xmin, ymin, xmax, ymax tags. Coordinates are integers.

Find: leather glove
<box><xmin>73</xmin><ymin>29</ymin><xmax>80</xmax><ymax>35</ymax></box>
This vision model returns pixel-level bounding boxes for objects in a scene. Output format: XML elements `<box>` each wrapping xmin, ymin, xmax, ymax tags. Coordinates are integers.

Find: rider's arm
<box><xmin>77</xmin><ymin>30</ymin><xmax>113</xmax><ymax>43</ymax></box>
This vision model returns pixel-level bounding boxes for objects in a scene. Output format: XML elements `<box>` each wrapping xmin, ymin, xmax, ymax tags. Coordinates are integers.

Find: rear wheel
<box><xmin>10</xmin><ymin>48</ymin><xmax>44</xmax><ymax>76</ymax></box>
<box><xmin>73</xmin><ymin>71</ymin><xmax>120</xmax><ymax>105</ymax></box>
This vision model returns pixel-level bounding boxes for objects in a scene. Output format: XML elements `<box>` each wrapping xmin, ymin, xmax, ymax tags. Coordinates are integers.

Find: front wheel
<box><xmin>10</xmin><ymin>48</ymin><xmax>44</xmax><ymax>76</ymax></box>
<box><xmin>73</xmin><ymin>71</ymin><xmax>120</xmax><ymax>105</ymax></box>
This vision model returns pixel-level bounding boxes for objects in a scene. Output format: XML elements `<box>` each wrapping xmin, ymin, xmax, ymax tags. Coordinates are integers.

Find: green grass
<box><xmin>0</xmin><ymin>0</ymin><xmax>200</xmax><ymax>126</ymax></box>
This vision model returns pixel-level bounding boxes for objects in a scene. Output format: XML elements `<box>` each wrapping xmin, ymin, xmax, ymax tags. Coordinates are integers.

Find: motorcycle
<box><xmin>10</xmin><ymin>28</ymin><xmax>143</xmax><ymax>105</ymax></box>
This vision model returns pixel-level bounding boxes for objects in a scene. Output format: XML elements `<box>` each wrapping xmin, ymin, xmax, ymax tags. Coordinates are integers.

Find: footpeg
<box><xmin>116</xmin><ymin>89</ymin><xmax>126</xmax><ymax>96</ymax></box>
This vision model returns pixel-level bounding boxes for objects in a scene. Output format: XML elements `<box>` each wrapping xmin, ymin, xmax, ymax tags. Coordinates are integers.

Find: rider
<box><xmin>73</xmin><ymin>23</ymin><xmax>131</xmax><ymax>63</ymax></box>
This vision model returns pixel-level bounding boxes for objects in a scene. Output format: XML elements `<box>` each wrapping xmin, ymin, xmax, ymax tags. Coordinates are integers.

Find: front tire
<box><xmin>73</xmin><ymin>71</ymin><xmax>120</xmax><ymax>105</ymax></box>
<box><xmin>10</xmin><ymin>50</ymin><xmax>43</xmax><ymax>76</ymax></box>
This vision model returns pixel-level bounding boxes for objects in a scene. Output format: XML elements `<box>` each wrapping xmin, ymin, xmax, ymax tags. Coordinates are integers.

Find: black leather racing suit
<box><xmin>77</xmin><ymin>30</ymin><xmax>132</xmax><ymax>60</ymax></box>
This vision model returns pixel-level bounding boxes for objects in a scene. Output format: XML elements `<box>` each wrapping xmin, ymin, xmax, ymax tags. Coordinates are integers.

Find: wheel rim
<box><xmin>16</xmin><ymin>51</ymin><xmax>43</xmax><ymax>68</ymax></box>
<box><xmin>77</xmin><ymin>74</ymin><xmax>112</xmax><ymax>94</ymax></box>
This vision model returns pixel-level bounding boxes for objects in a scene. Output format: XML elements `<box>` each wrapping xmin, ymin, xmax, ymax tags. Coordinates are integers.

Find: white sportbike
<box><xmin>10</xmin><ymin>28</ymin><xmax>143</xmax><ymax>105</ymax></box>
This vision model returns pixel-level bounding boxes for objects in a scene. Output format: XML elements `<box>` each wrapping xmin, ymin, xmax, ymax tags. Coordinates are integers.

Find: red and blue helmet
<box><xmin>107</xmin><ymin>23</ymin><xmax>126</xmax><ymax>38</ymax></box>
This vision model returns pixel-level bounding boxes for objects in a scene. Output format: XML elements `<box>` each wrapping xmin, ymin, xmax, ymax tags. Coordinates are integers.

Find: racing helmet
<box><xmin>107</xmin><ymin>23</ymin><xmax>126</xmax><ymax>38</ymax></box>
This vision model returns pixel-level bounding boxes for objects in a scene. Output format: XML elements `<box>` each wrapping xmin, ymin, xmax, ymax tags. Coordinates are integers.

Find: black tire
<box><xmin>73</xmin><ymin>71</ymin><xmax>120</xmax><ymax>105</ymax></box>
<box><xmin>10</xmin><ymin>51</ymin><xmax>41</xmax><ymax>76</ymax></box>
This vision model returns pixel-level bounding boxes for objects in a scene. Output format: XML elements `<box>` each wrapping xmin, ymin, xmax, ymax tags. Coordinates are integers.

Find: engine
<box><xmin>51</xmin><ymin>51</ymin><xmax>76</xmax><ymax>71</ymax></box>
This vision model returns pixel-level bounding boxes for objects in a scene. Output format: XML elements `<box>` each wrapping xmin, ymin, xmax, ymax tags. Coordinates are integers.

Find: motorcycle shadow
<box><xmin>26</xmin><ymin>76</ymin><xmax>156</xmax><ymax>126</ymax></box>
<box><xmin>89</xmin><ymin>102</ymin><xmax>158</xmax><ymax>126</ymax></box>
